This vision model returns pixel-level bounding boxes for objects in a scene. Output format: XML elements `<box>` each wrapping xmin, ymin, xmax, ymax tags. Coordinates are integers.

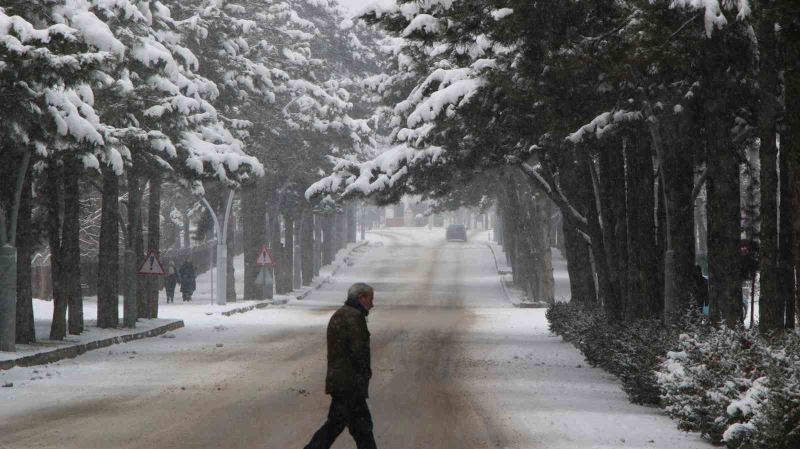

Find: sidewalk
<box><xmin>0</xmin><ymin>239</ymin><xmax>369</xmax><ymax>371</ymax></box>
<box><xmin>477</xmin><ymin>230</ymin><xmax>571</xmax><ymax>306</ymax></box>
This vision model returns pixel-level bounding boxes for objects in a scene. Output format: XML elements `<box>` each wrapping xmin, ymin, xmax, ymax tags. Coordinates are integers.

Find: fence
<box><xmin>30</xmin><ymin>233</ymin><xmax>242</xmax><ymax>300</ymax></box>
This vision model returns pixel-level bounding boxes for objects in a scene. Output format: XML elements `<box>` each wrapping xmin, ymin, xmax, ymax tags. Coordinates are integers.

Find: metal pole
<box><xmin>199</xmin><ymin>196</ymin><xmax>222</xmax><ymax>305</ymax></box>
<box><xmin>219</xmin><ymin>190</ymin><xmax>234</xmax><ymax>305</ymax></box>
<box><xmin>263</xmin><ymin>266</ymin><xmax>274</xmax><ymax>300</ymax></box>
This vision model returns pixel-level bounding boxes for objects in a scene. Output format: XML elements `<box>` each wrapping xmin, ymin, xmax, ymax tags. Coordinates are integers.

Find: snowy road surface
<box><xmin>1</xmin><ymin>228</ymin><xmax>707</xmax><ymax>449</ymax></box>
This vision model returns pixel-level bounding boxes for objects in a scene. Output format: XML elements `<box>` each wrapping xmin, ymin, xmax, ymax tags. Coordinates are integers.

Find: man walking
<box><xmin>304</xmin><ymin>283</ymin><xmax>377</xmax><ymax>449</ymax></box>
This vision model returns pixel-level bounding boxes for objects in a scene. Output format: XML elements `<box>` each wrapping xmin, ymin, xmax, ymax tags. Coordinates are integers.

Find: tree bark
<box><xmin>283</xmin><ymin>213</ymin><xmax>295</xmax><ymax>293</ymax></box>
<box><xmin>654</xmin><ymin>112</ymin><xmax>697</xmax><ymax>318</ymax></box>
<box><xmin>301</xmin><ymin>209</ymin><xmax>314</xmax><ymax>285</ymax></box>
<box><xmin>592</xmin><ymin>146</ymin><xmax>624</xmax><ymax>317</ymax></box>
<box><xmin>779</xmin><ymin>137</ymin><xmax>795</xmax><ymax>328</ymax></box>
<box><xmin>242</xmin><ymin>181</ymin><xmax>266</xmax><ymax>300</ymax></box>
<box><xmin>322</xmin><ymin>214</ymin><xmax>334</xmax><ymax>266</ymax></box>
<box><xmin>147</xmin><ymin>171</ymin><xmax>161</xmax><ymax>317</ymax></box>
<box><xmin>757</xmin><ymin>10</ymin><xmax>783</xmax><ymax>332</ymax></box>
<box><xmin>783</xmin><ymin>13</ymin><xmax>800</xmax><ymax>329</ymax></box>
<box><xmin>313</xmin><ymin>213</ymin><xmax>322</xmax><ymax>276</ymax></box>
<box><xmin>97</xmin><ymin>165</ymin><xmax>120</xmax><ymax>329</ymax></box>
<box><xmin>562</xmin><ymin>213</ymin><xmax>596</xmax><ymax>305</ymax></box>
<box><xmin>625</xmin><ymin>133</ymin><xmax>660</xmax><ymax>319</ymax></box>
<box><xmin>127</xmin><ymin>163</ymin><xmax>146</xmax><ymax>319</ymax></box>
<box><xmin>45</xmin><ymin>164</ymin><xmax>67</xmax><ymax>340</ymax></box>
<box><xmin>15</xmin><ymin>172</ymin><xmax>34</xmax><ymax>344</ymax></box>
<box><xmin>346</xmin><ymin>202</ymin><xmax>357</xmax><ymax>243</ymax></box>
<box><xmin>706</xmin><ymin>107</ymin><xmax>742</xmax><ymax>327</ymax></box>
<box><xmin>64</xmin><ymin>159</ymin><xmax>83</xmax><ymax>334</ymax></box>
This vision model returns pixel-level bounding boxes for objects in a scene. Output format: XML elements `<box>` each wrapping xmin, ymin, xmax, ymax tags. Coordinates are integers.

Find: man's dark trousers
<box><xmin>304</xmin><ymin>394</ymin><xmax>377</xmax><ymax>449</ymax></box>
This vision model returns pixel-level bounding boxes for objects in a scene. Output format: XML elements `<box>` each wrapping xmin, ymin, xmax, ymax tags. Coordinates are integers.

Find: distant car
<box><xmin>446</xmin><ymin>224</ymin><xmax>467</xmax><ymax>241</ymax></box>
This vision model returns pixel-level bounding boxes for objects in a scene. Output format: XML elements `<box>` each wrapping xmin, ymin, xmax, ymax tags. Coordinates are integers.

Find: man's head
<box><xmin>348</xmin><ymin>283</ymin><xmax>374</xmax><ymax>311</ymax></box>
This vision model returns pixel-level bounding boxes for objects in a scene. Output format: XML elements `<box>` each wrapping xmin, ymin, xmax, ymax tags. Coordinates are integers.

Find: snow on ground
<box><xmin>466</xmin><ymin>307</ymin><xmax>708</xmax><ymax>449</ymax></box>
<box><xmin>1</xmin><ymin>227</ymin><xmax>711</xmax><ymax>449</ymax></box>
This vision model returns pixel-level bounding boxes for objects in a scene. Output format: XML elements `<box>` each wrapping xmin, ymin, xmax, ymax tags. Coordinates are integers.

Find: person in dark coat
<box><xmin>304</xmin><ymin>283</ymin><xmax>376</xmax><ymax>449</ymax></box>
<box><xmin>165</xmin><ymin>261</ymin><xmax>179</xmax><ymax>303</ymax></box>
<box><xmin>179</xmin><ymin>259</ymin><xmax>196</xmax><ymax>302</ymax></box>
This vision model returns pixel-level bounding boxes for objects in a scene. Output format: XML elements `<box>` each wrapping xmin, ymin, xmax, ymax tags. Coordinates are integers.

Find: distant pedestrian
<box><xmin>179</xmin><ymin>259</ymin><xmax>196</xmax><ymax>302</ymax></box>
<box><xmin>304</xmin><ymin>283</ymin><xmax>377</xmax><ymax>449</ymax></box>
<box><xmin>165</xmin><ymin>261</ymin><xmax>179</xmax><ymax>303</ymax></box>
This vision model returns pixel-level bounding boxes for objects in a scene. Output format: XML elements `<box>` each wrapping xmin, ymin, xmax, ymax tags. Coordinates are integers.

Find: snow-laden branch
<box><xmin>517</xmin><ymin>162</ymin><xmax>589</xmax><ymax>229</ymax></box>
<box><xmin>566</xmin><ymin>109</ymin><xmax>643</xmax><ymax>144</ymax></box>
<box><xmin>305</xmin><ymin>144</ymin><xmax>444</xmax><ymax>200</ymax></box>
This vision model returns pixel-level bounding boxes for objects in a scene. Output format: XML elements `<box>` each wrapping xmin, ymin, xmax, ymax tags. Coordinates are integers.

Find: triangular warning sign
<box><xmin>138</xmin><ymin>250</ymin><xmax>166</xmax><ymax>275</ymax></box>
<box><xmin>255</xmin><ymin>245</ymin><xmax>275</xmax><ymax>266</ymax></box>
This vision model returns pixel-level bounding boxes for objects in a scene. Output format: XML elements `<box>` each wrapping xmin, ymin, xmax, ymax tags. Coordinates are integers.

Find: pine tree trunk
<box><xmin>182</xmin><ymin>210</ymin><xmax>191</xmax><ymax>249</ymax></box>
<box><xmin>778</xmin><ymin>139</ymin><xmax>795</xmax><ymax>328</ymax></box>
<box><xmin>625</xmin><ymin>133</ymin><xmax>660</xmax><ymax>319</ymax></box>
<box><xmin>97</xmin><ymin>166</ymin><xmax>120</xmax><ymax>328</ymax></box>
<box><xmin>706</xmin><ymin>108</ymin><xmax>742</xmax><ymax>327</ymax></box>
<box><xmin>283</xmin><ymin>213</ymin><xmax>294</xmax><ymax>292</ymax></box>
<box><xmin>346</xmin><ymin>203</ymin><xmax>357</xmax><ymax>243</ymax></box>
<box><xmin>322</xmin><ymin>214</ymin><xmax>334</xmax><ymax>266</ymax></box>
<box><xmin>592</xmin><ymin>147</ymin><xmax>623</xmax><ymax>318</ymax></box>
<box><xmin>127</xmin><ymin>164</ymin><xmax>146</xmax><ymax>318</ymax></box>
<box><xmin>703</xmin><ymin>29</ymin><xmax>746</xmax><ymax>327</ymax></box>
<box><xmin>147</xmin><ymin>172</ymin><xmax>161</xmax><ymax>317</ymax></box>
<box><xmin>301</xmin><ymin>209</ymin><xmax>314</xmax><ymax>285</ymax></box>
<box><xmin>784</xmin><ymin>20</ymin><xmax>800</xmax><ymax>329</ymax></box>
<box><xmin>655</xmin><ymin>114</ymin><xmax>697</xmax><ymax>318</ymax></box>
<box><xmin>562</xmin><ymin>214</ymin><xmax>597</xmax><ymax>305</ymax></box>
<box><xmin>242</xmin><ymin>181</ymin><xmax>266</xmax><ymax>300</ymax></box>
<box><xmin>757</xmin><ymin>12</ymin><xmax>783</xmax><ymax>331</ymax></box>
<box><xmin>15</xmin><ymin>172</ymin><xmax>34</xmax><ymax>344</ymax></box>
<box><xmin>313</xmin><ymin>213</ymin><xmax>322</xmax><ymax>276</ymax></box>
<box><xmin>537</xmin><ymin>197</ymin><xmax>555</xmax><ymax>301</ymax></box>
<box><xmin>337</xmin><ymin>212</ymin><xmax>346</xmax><ymax>251</ymax></box>
<box><xmin>46</xmin><ymin>164</ymin><xmax>67</xmax><ymax>340</ymax></box>
<box><xmin>293</xmin><ymin>218</ymin><xmax>301</xmax><ymax>289</ymax></box>
<box><xmin>64</xmin><ymin>159</ymin><xmax>83</xmax><ymax>334</ymax></box>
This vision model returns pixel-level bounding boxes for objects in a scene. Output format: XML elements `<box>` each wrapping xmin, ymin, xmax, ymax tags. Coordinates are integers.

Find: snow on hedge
<box><xmin>669</xmin><ymin>0</ymin><xmax>752</xmax><ymax>36</ymax></box>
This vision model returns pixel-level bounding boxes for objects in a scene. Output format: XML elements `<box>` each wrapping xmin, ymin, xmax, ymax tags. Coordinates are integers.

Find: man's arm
<box><xmin>350</xmin><ymin>316</ymin><xmax>372</xmax><ymax>384</ymax></box>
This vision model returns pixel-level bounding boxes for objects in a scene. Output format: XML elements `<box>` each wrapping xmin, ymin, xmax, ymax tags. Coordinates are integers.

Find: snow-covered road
<box><xmin>1</xmin><ymin>228</ymin><xmax>708</xmax><ymax>449</ymax></box>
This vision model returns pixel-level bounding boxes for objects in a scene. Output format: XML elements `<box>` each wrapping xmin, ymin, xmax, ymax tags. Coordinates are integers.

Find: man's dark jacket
<box><xmin>325</xmin><ymin>298</ymin><xmax>372</xmax><ymax>397</ymax></box>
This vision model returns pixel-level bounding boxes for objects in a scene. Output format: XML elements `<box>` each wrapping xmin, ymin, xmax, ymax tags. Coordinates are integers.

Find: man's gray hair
<box><xmin>347</xmin><ymin>283</ymin><xmax>374</xmax><ymax>301</ymax></box>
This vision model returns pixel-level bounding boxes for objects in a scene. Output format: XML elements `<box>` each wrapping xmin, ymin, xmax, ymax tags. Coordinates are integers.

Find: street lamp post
<box><xmin>199</xmin><ymin>190</ymin><xmax>235</xmax><ymax>306</ymax></box>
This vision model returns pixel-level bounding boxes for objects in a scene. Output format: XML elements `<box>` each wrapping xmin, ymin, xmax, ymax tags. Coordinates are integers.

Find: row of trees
<box><xmin>0</xmin><ymin>0</ymin><xmax>384</xmax><ymax>351</ymax></box>
<box><xmin>309</xmin><ymin>0</ymin><xmax>799</xmax><ymax>332</ymax></box>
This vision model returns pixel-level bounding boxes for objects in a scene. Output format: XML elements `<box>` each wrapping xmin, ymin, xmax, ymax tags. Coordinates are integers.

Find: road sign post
<box><xmin>256</xmin><ymin>245</ymin><xmax>275</xmax><ymax>300</ymax></box>
<box><xmin>137</xmin><ymin>250</ymin><xmax>167</xmax><ymax>276</ymax></box>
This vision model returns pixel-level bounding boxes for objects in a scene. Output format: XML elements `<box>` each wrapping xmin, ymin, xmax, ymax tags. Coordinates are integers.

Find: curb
<box><xmin>484</xmin><ymin>242</ymin><xmax>550</xmax><ymax>309</ymax></box>
<box><xmin>295</xmin><ymin>240</ymin><xmax>370</xmax><ymax>301</ymax></box>
<box><xmin>0</xmin><ymin>320</ymin><xmax>185</xmax><ymax>371</ymax></box>
<box><xmin>484</xmin><ymin>242</ymin><xmax>519</xmax><ymax>307</ymax></box>
<box><xmin>220</xmin><ymin>301</ymin><xmax>272</xmax><ymax>316</ymax></box>
<box><xmin>219</xmin><ymin>240</ymin><xmax>370</xmax><ymax>314</ymax></box>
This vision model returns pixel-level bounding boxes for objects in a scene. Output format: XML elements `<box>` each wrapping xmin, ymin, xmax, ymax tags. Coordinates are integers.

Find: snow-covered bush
<box><xmin>658</xmin><ymin>326</ymin><xmax>800</xmax><ymax>448</ymax></box>
<box><xmin>718</xmin><ymin>333</ymin><xmax>800</xmax><ymax>449</ymax></box>
<box><xmin>656</xmin><ymin>325</ymin><xmax>769</xmax><ymax>443</ymax></box>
